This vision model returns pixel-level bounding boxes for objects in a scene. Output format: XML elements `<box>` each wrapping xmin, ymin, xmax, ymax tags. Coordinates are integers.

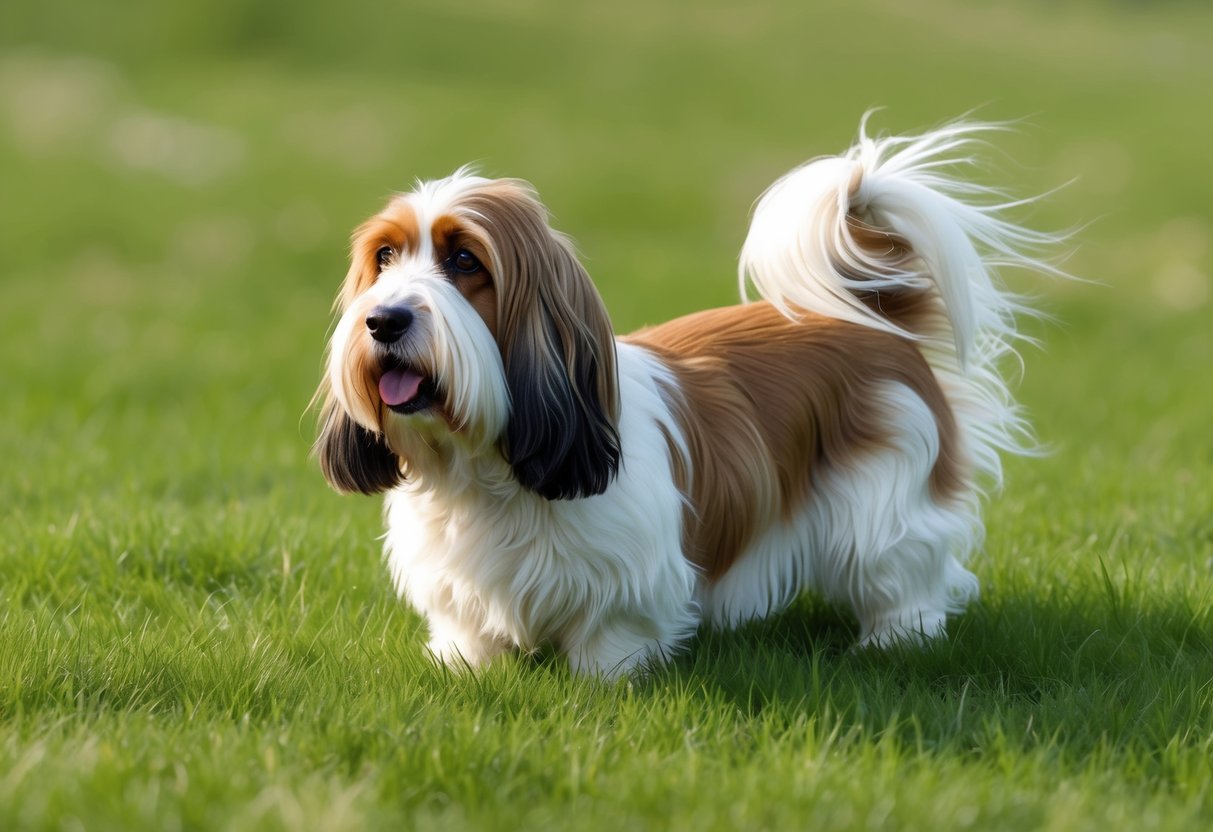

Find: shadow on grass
<box><xmin>641</xmin><ymin>588</ymin><xmax>1213</xmax><ymax>756</ymax></box>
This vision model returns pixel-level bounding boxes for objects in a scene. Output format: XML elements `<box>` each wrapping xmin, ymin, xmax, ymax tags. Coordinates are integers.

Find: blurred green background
<box><xmin>2</xmin><ymin>0</ymin><xmax>1210</xmax><ymax>507</ymax></box>
<box><xmin>2</xmin><ymin>1</ymin><xmax>1212</xmax><ymax>829</ymax></box>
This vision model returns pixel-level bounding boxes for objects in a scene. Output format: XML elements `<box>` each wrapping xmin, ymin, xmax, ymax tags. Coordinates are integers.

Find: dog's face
<box><xmin>316</xmin><ymin>171</ymin><xmax>621</xmax><ymax>500</ymax></box>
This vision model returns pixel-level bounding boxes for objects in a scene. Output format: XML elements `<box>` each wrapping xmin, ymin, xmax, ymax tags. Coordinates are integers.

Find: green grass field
<box><xmin>3</xmin><ymin>0</ymin><xmax>1212</xmax><ymax>828</ymax></box>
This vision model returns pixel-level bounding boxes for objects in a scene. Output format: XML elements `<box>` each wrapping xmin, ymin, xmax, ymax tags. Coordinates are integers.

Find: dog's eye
<box><xmin>450</xmin><ymin>249</ymin><xmax>480</xmax><ymax>274</ymax></box>
<box><xmin>376</xmin><ymin>246</ymin><xmax>395</xmax><ymax>270</ymax></box>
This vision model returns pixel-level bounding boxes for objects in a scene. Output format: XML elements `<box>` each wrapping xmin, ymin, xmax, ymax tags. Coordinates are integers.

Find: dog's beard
<box><xmin>330</xmin><ymin>277</ymin><xmax>511</xmax><ymax>469</ymax></box>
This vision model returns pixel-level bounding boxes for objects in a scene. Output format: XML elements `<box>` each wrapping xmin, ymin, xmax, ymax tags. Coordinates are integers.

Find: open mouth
<box><xmin>377</xmin><ymin>358</ymin><xmax>440</xmax><ymax>415</ymax></box>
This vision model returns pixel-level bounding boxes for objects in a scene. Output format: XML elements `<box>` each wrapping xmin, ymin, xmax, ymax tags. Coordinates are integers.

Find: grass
<box><xmin>2</xmin><ymin>0</ymin><xmax>1212</xmax><ymax>828</ymax></box>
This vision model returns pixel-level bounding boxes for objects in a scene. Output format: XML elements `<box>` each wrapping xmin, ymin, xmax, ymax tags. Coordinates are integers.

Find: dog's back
<box><xmin>628</xmin><ymin>302</ymin><xmax>961</xmax><ymax>580</ymax></box>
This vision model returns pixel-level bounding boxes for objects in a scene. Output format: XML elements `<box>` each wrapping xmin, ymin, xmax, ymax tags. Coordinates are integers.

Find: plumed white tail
<box><xmin>739</xmin><ymin>118</ymin><xmax>1064</xmax><ymax>491</ymax></box>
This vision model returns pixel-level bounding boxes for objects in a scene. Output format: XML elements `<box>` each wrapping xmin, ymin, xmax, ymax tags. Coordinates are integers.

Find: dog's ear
<box><xmin>314</xmin><ymin>395</ymin><xmax>403</xmax><ymax>495</ymax></box>
<box><xmin>460</xmin><ymin>181</ymin><xmax>620</xmax><ymax>500</ymax></box>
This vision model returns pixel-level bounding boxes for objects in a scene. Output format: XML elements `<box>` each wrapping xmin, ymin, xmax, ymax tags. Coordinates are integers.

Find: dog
<box><xmin>315</xmin><ymin>119</ymin><xmax>1058</xmax><ymax>677</ymax></box>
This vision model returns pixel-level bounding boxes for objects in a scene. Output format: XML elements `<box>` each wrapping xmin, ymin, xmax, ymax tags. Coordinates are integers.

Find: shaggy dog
<box><xmin>316</xmin><ymin>120</ymin><xmax>1058</xmax><ymax>677</ymax></box>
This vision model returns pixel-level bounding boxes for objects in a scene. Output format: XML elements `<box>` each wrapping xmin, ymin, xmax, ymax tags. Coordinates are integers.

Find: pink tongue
<box><xmin>378</xmin><ymin>368</ymin><xmax>424</xmax><ymax>406</ymax></box>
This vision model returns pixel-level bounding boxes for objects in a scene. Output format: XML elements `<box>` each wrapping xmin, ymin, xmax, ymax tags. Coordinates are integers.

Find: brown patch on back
<box><xmin>627</xmin><ymin>302</ymin><xmax>964</xmax><ymax>581</ymax></box>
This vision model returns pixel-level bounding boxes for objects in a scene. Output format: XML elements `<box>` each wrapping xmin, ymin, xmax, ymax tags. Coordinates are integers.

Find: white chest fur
<box><xmin>382</xmin><ymin>343</ymin><xmax>701</xmax><ymax>675</ymax></box>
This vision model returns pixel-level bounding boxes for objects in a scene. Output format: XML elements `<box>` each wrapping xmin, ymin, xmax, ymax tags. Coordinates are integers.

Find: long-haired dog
<box><xmin>315</xmin><ymin>120</ymin><xmax>1059</xmax><ymax>677</ymax></box>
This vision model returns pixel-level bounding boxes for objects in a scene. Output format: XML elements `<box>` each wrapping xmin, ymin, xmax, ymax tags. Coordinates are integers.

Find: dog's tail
<box><xmin>739</xmin><ymin>116</ymin><xmax>1064</xmax><ymax>490</ymax></box>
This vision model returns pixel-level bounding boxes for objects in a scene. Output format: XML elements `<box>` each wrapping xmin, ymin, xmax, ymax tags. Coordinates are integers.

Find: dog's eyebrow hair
<box><xmin>361</xmin><ymin>203</ymin><xmax>422</xmax><ymax>252</ymax></box>
<box><xmin>429</xmin><ymin>214</ymin><xmax>465</xmax><ymax>251</ymax></box>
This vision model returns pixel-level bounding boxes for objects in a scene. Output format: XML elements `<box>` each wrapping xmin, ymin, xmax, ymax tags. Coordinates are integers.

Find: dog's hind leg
<box><xmin>813</xmin><ymin>383</ymin><xmax>982</xmax><ymax>649</ymax></box>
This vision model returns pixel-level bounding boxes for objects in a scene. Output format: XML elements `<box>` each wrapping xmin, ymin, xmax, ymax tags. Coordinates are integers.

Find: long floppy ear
<box><xmin>314</xmin><ymin>392</ymin><xmax>403</xmax><ymax>495</ymax></box>
<box><xmin>460</xmin><ymin>181</ymin><xmax>620</xmax><ymax>500</ymax></box>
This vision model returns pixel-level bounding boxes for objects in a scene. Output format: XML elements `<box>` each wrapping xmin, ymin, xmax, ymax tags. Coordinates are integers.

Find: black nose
<box><xmin>365</xmin><ymin>305</ymin><xmax>414</xmax><ymax>343</ymax></box>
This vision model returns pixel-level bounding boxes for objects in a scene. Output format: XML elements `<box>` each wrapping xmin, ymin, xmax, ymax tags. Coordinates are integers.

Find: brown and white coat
<box><xmin>317</xmin><ymin>123</ymin><xmax>1056</xmax><ymax>676</ymax></box>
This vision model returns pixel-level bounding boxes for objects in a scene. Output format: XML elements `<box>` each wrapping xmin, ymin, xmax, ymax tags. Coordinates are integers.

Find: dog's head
<box><xmin>316</xmin><ymin>171</ymin><xmax>620</xmax><ymax>500</ymax></box>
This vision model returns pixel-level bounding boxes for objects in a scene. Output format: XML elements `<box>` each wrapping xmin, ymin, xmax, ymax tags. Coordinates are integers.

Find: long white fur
<box><xmin>332</xmin><ymin>119</ymin><xmax>1056</xmax><ymax>676</ymax></box>
<box><xmin>384</xmin><ymin>343</ymin><xmax>699</xmax><ymax>677</ymax></box>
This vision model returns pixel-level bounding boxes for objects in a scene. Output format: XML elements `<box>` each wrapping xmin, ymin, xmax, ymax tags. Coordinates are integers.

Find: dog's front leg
<box><xmin>422</xmin><ymin>608</ymin><xmax>511</xmax><ymax>671</ymax></box>
<box><xmin>564</xmin><ymin>609</ymin><xmax>693</xmax><ymax>679</ymax></box>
